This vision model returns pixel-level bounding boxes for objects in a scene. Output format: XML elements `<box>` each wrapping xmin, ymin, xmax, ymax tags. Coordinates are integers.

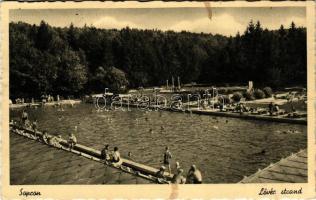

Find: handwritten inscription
<box><xmin>19</xmin><ymin>188</ymin><xmax>41</xmax><ymax>197</ymax></box>
<box><xmin>259</xmin><ymin>187</ymin><xmax>302</xmax><ymax>195</ymax></box>
<box><xmin>259</xmin><ymin>188</ymin><xmax>276</xmax><ymax>195</ymax></box>
<box><xmin>281</xmin><ymin>187</ymin><xmax>302</xmax><ymax>195</ymax></box>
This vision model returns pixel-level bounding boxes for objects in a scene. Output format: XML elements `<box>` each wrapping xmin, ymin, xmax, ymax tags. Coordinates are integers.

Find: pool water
<box><xmin>10</xmin><ymin>104</ymin><xmax>307</xmax><ymax>183</ymax></box>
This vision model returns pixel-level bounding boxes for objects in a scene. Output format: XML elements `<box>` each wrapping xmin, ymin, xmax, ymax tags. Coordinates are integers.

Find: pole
<box><xmin>172</xmin><ymin>76</ymin><xmax>174</xmax><ymax>92</ymax></box>
<box><xmin>177</xmin><ymin>76</ymin><xmax>181</xmax><ymax>90</ymax></box>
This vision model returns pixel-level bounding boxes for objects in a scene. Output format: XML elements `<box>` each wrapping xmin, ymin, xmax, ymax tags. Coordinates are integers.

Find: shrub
<box><xmin>232</xmin><ymin>92</ymin><xmax>243</xmax><ymax>102</ymax></box>
<box><xmin>243</xmin><ymin>91</ymin><xmax>255</xmax><ymax>101</ymax></box>
<box><xmin>263</xmin><ymin>87</ymin><xmax>273</xmax><ymax>97</ymax></box>
<box><xmin>254</xmin><ymin>89</ymin><xmax>266</xmax><ymax>99</ymax></box>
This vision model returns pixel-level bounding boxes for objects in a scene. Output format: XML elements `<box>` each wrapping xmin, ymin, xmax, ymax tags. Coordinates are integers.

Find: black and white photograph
<box><xmin>5</xmin><ymin>1</ymin><xmax>312</xmax><ymax>194</ymax></box>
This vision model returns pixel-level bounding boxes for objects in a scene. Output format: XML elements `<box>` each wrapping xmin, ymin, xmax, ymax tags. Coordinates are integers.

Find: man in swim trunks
<box><xmin>163</xmin><ymin>146</ymin><xmax>172</xmax><ymax>174</ymax></box>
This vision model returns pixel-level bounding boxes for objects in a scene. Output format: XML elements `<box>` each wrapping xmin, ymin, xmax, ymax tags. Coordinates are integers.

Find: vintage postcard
<box><xmin>1</xmin><ymin>1</ymin><xmax>315</xmax><ymax>199</ymax></box>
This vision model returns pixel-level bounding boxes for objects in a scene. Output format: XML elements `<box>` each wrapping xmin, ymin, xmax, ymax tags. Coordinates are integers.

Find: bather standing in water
<box><xmin>163</xmin><ymin>146</ymin><xmax>173</xmax><ymax>174</ymax></box>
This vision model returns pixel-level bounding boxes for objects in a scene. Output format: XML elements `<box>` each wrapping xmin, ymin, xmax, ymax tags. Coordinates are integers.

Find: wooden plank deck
<box><xmin>239</xmin><ymin>149</ymin><xmax>307</xmax><ymax>183</ymax></box>
<box><xmin>10</xmin><ymin>133</ymin><xmax>153</xmax><ymax>185</ymax></box>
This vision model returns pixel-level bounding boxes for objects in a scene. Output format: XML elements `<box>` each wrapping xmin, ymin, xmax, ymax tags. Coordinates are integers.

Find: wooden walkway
<box><xmin>10</xmin><ymin>133</ymin><xmax>153</xmax><ymax>184</ymax></box>
<box><xmin>239</xmin><ymin>149</ymin><xmax>307</xmax><ymax>183</ymax></box>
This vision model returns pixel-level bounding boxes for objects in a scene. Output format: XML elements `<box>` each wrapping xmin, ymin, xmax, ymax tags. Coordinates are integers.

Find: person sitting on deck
<box><xmin>42</xmin><ymin>131</ymin><xmax>49</xmax><ymax>144</ymax></box>
<box><xmin>186</xmin><ymin>165</ymin><xmax>202</xmax><ymax>184</ymax></box>
<box><xmin>21</xmin><ymin>110</ymin><xmax>28</xmax><ymax>126</ymax></box>
<box><xmin>48</xmin><ymin>135</ymin><xmax>62</xmax><ymax>148</ymax></box>
<box><xmin>175</xmin><ymin>161</ymin><xmax>181</xmax><ymax>171</ymax></box>
<box><xmin>111</xmin><ymin>146</ymin><xmax>122</xmax><ymax>167</ymax></box>
<box><xmin>68</xmin><ymin>133</ymin><xmax>77</xmax><ymax>150</ymax></box>
<box><xmin>172</xmin><ymin>168</ymin><xmax>186</xmax><ymax>184</ymax></box>
<box><xmin>24</xmin><ymin>119</ymin><xmax>32</xmax><ymax>129</ymax></box>
<box><xmin>163</xmin><ymin>146</ymin><xmax>172</xmax><ymax>174</ymax></box>
<box><xmin>156</xmin><ymin>166</ymin><xmax>166</xmax><ymax>178</ymax></box>
<box><xmin>101</xmin><ymin>144</ymin><xmax>111</xmax><ymax>161</ymax></box>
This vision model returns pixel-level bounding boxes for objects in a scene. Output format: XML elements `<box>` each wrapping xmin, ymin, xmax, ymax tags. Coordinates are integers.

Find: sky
<box><xmin>10</xmin><ymin>7</ymin><xmax>306</xmax><ymax>36</ymax></box>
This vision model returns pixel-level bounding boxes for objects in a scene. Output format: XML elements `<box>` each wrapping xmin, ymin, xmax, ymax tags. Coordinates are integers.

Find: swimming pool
<box><xmin>10</xmin><ymin>104</ymin><xmax>307</xmax><ymax>183</ymax></box>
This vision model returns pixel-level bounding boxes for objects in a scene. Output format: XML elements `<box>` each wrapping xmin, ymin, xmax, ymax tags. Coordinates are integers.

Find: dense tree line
<box><xmin>9</xmin><ymin>20</ymin><xmax>306</xmax><ymax>99</ymax></box>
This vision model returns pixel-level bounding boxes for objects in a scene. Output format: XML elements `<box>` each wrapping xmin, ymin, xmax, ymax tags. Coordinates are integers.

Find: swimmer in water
<box><xmin>253</xmin><ymin>149</ymin><xmax>266</xmax><ymax>155</ymax></box>
<box><xmin>58</xmin><ymin>116</ymin><xmax>64</xmax><ymax>121</ymax></box>
<box><xmin>149</xmin><ymin>128</ymin><xmax>154</xmax><ymax>133</ymax></box>
<box><xmin>128</xmin><ymin>152</ymin><xmax>133</xmax><ymax>159</ymax></box>
<box><xmin>161</xmin><ymin>126</ymin><xmax>165</xmax><ymax>131</ymax></box>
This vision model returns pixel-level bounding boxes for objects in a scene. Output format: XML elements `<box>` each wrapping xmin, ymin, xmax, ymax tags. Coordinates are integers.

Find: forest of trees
<box><xmin>9</xmin><ymin>20</ymin><xmax>306</xmax><ymax>99</ymax></box>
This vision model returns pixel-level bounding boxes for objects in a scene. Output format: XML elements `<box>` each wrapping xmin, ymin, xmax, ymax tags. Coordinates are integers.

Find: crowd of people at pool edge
<box><xmin>17</xmin><ymin>109</ymin><xmax>76</xmax><ymax>149</ymax></box>
<box><xmin>14</xmin><ymin>109</ymin><xmax>203</xmax><ymax>184</ymax></box>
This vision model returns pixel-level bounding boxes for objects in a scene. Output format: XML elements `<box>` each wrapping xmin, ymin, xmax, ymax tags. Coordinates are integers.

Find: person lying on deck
<box><xmin>68</xmin><ymin>133</ymin><xmax>77</xmax><ymax>150</ymax></box>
